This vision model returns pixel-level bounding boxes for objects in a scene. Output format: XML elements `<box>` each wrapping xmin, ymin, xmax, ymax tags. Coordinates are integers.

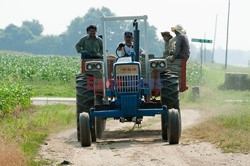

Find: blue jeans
<box><xmin>81</xmin><ymin>52</ymin><xmax>103</xmax><ymax>59</ymax></box>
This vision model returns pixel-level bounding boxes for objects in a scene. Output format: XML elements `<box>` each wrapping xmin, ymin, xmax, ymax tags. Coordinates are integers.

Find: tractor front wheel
<box><xmin>80</xmin><ymin>112</ymin><xmax>92</xmax><ymax>147</ymax></box>
<box><xmin>168</xmin><ymin>109</ymin><xmax>181</xmax><ymax>144</ymax></box>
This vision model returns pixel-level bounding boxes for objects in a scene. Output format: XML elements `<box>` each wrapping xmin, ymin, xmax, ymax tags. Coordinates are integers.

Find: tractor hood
<box><xmin>116</xmin><ymin>57</ymin><xmax>133</xmax><ymax>64</ymax></box>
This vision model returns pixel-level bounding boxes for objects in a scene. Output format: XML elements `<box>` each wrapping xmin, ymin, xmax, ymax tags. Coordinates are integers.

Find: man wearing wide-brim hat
<box><xmin>161</xmin><ymin>31</ymin><xmax>176</xmax><ymax>58</ymax></box>
<box><xmin>169</xmin><ymin>24</ymin><xmax>190</xmax><ymax>62</ymax></box>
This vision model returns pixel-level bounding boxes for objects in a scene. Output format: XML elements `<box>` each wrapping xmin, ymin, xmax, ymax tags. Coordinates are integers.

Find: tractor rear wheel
<box><xmin>168</xmin><ymin>109</ymin><xmax>181</xmax><ymax>144</ymax></box>
<box><xmin>160</xmin><ymin>73</ymin><xmax>180</xmax><ymax>109</ymax></box>
<box><xmin>161</xmin><ymin>73</ymin><xmax>180</xmax><ymax>140</ymax></box>
<box><xmin>76</xmin><ymin>74</ymin><xmax>94</xmax><ymax>141</ymax></box>
<box><xmin>161</xmin><ymin>112</ymin><xmax>168</xmax><ymax>140</ymax></box>
<box><xmin>91</xmin><ymin>118</ymin><xmax>97</xmax><ymax>142</ymax></box>
<box><xmin>79</xmin><ymin>112</ymin><xmax>92</xmax><ymax>147</ymax></box>
<box><xmin>96</xmin><ymin>117</ymin><xmax>106</xmax><ymax>138</ymax></box>
<box><xmin>95</xmin><ymin>95</ymin><xmax>106</xmax><ymax>139</ymax></box>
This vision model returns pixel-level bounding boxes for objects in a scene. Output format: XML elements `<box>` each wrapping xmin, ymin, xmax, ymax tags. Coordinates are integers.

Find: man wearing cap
<box><xmin>161</xmin><ymin>31</ymin><xmax>175</xmax><ymax>58</ymax></box>
<box><xmin>75</xmin><ymin>25</ymin><xmax>103</xmax><ymax>59</ymax></box>
<box><xmin>117</xmin><ymin>31</ymin><xmax>144</xmax><ymax>57</ymax></box>
<box><xmin>169</xmin><ymin>24</ymin><xmax>190</xmax><ymax>62</ymax></box>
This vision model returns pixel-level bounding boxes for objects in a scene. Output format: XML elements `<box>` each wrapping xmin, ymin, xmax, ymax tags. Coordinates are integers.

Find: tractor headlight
<box><xmin>159</xmin><ymin>61</ymin><xmax>166</xmax><ymax>68</ymax></box>
<box><xmin>150</xmin><ymin>62</ymin><xmax>157</xmax><ymax>68</ymax></box>
<box><xmin>86</xmin><ymin>64</ymin><xmax>92</xmax><ymax>70</ymax></box>
<box><xmin>96</xmin><ymin>63</ymin><xmax>102</xmax><ymax>70</ymax></box>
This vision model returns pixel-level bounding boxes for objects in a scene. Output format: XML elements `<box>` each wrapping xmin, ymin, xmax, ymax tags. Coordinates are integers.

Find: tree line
<box><xmin>0</xmin><ymin>7</ymin><xmax>164</xmax><ymax>56</ymax></box>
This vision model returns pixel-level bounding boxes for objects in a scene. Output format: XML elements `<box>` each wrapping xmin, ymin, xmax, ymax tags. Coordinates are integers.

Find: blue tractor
<box><xmin>76</xmin><ymin>16</ymin><xmax>183</xmax><ymax>147</ymax></box>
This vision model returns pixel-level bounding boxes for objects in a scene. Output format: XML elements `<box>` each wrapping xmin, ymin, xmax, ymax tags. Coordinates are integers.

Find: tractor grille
<box><xmin>115</xmin><ymin>65</ymin><xmax>139</xmax><ymax>93</ymax></box>
<box><xmin>116</xmin><ymin>75</ymin><xmax>139</xmax><ymax>92</ymax></box>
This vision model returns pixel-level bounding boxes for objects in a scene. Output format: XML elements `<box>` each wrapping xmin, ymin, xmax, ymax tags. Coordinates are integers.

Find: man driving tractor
<box><xmin>117</xmin><ymin>31</ymin><xmax>144</xmax><ymax>57</ymax></box>
<box><xmin>75</xmin><ymin>25</ymin><xmax>103</xmax><ymax>59</ymax></box>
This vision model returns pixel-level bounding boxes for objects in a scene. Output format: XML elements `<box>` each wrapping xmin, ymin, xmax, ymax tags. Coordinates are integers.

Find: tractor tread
<box><xmin>76</xmin><ymin>74</ymin><xmax>94</xmax><ymax>142</ymax></box>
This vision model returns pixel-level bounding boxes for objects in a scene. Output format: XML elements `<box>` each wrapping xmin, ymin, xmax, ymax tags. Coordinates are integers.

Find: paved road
<box><xmin>31</xmin><ymin>97</ymin><xmax>76</xmax><ymax>105</ymax></box>
<box><xmin>31</xmin><ymin>97</ymin><xmax>250</xmax><ymax>106</ymax></box>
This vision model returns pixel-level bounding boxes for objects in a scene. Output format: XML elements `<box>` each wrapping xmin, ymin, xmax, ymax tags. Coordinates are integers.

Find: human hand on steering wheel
<box><xmin>118</xmin><ymin>43</ymin><xmax>125</xmax><ymax>48</ymax></box>
<box><xmin>116</xmin><ymin>43</ymin><xmax>125</xmax><ymax>58</ymax></box>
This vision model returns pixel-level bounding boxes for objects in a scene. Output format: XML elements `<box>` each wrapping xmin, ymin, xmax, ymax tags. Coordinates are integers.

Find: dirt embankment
<box><xmin>0</xmin><ymin>137</ymin><xmax>26</xmax><ymax>166</ymax></box>
<box><xmin>37</xmin><ymin>109</ymin><xmax>249</xmax><ymax>166</ymax></box>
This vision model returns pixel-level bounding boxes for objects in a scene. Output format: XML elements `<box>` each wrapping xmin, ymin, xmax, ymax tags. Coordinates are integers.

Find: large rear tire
<box><xmin>95</xmin><ymin>95</ymin><xmax>106</xmax><ymax>139</ymax></box>
<box><xmin>96</xmin><ymin>117</ymin><xmax>106</xmax><ymax>139</ymax></box>
<box><xmin>161</xmin><ymin>73</ymin><xmax>180</xmax><ymax>141</ymax></box>
<box><xmin>161</xmin><ymin>112</ymin><xmax>168</xmax><ymax>140</ymax></box>
<box><xmin>160</xmin><ymin>73</ymin><xmax>180</xmax><ymax>109</ymax></box>
<box><xmin>168</xmin><ymin>109</ymin><xmax>181</xmax><ymax>144</ymax></box>
<box><xmin>76</xmin><ymin>74</ymin><xmax>94</xmax><ymax>141</ymax></box>
<box><xmin>91</xmin><ymin>118</ymin><xmax>97</xmax><ymax>142</ymax></box>
<box><xmin>79</xmin><ymin>112</ymin><xmax>92</xmax><ymax>147</ymax></box>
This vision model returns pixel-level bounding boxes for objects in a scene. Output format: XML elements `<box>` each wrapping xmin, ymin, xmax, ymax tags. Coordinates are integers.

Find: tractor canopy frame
<box><xmin>101</xmin><ymin>15</ymin><xmax>149</xmax><ymax>103</ymax></box>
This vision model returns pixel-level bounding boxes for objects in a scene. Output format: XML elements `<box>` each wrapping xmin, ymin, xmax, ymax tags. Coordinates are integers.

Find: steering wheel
<box><xmin>116</xmin><ymin>47</ymin><xmax>122</xmax><ymax>58</ymax></box>
<box><xmin>116</xmin><ymin>43</ymin><xmax>126</xmax><ymax>58</ymax></box>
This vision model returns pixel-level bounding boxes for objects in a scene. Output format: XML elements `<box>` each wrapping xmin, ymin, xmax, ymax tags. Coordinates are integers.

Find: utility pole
<box><xmin>200</xmin><ymin>44</ymin><xmax>203</xmax><ymax>84</ymax></box>
<box><xmin>225</xmin><ymin>0</ymin><xmax>231</xmax><ymax>69</ymax></box>
<box><xmin>192</xmin><ymin>38</ymin><xmax>212</xmax><ymax>84</ymax></box>
<box><xmin>212</xmin><ymin>14</ymin><xmax>218</xmax><ymax>63</ymax></box>
<box><xmin>204</xmin><ymin>33</ymin><xmax>206</xmax><ymax>63</ymax></box>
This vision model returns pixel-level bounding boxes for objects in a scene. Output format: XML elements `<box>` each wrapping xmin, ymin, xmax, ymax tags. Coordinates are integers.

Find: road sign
<box><xmin>191</xmin><ymin>38</ymin><xmax>212</xmax><ymax>85</ymax></box>
<box><xmin>191</xmin><ymin>38</ymin><xmax>212</xmax><ymax>43</ymax></box>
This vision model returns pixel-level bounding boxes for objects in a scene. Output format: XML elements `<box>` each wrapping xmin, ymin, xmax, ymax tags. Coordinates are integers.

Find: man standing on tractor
<box><xmin>161</xmin><ymin>31</ymin><xmax>175</xmax><ymax>58</ymax></box>
<box><xmin>169</xmin><ymin>25</ymin><xmax>190</xmax><ymax>63</ymax></box>
<box><xmin>117</xmin><ymin>31</ymin><xmax>144</xmax><ymax>57</ymax></box>
<box><xmin>75</xmin><ymin>25</ymin><xmax>103</xmax><ymax>59</ymax></box>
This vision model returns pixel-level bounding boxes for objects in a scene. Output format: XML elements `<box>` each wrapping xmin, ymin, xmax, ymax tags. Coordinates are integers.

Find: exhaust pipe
<box><xmin>133</xmin><ymin>19</ymin><xmax>140</xmax><ymax>62</ymax></box>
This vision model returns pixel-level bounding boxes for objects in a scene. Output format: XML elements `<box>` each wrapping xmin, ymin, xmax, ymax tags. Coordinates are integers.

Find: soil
<box><xmin>37</xmin><ymin>109</ymin><xmax>249</xmax><ymax>166</ymax></box>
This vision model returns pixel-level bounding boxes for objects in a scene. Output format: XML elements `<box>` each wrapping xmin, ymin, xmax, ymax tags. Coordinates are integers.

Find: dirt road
<box><xmin>37</xmin><ymin>109</ymin><xmax>249</xmax><ymax>166</ymax></box>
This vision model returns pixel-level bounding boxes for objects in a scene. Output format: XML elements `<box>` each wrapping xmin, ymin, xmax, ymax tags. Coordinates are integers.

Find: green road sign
<box><xmin>191</xmin><ymin>38</ymin><xmax>212</xmax><ymax>43</ymax></box>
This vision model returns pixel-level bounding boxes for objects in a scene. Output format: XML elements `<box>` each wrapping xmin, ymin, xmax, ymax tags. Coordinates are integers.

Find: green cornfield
<box><xmin>0</xmin><ymin>52</ymin><xmax>80</xmax><ymax>82</ymax></box>
<box><xmin>0</xmin><ymin>52</ymin><xmax>80</xmax><ymax>116</ymax></box>
<box><xmin>0</xmin><ymin>51</ymin><xmax>200</xmax><ymax>116</ymax></box>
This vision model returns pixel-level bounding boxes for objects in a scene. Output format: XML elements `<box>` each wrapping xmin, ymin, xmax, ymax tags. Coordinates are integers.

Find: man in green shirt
<box><xmin>75</xmin><ymin>25</ymin><xmax>103</xmax><ymax>59</ymax></box>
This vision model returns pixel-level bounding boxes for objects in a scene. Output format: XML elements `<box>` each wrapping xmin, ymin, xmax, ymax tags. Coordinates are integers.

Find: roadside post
<box><xmin>191</xmin><ymin>38</ymin><xmax>213</xmax><ymax>84</ymax></box>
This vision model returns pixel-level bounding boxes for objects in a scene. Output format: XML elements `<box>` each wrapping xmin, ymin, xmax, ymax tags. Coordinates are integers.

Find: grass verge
<box><xmin>183</xmin><ymin>103</ymin><xmax>250</xmax><ymax>153</ymax></box>
<box><xmin>180</xmin><ymin>63</ymin><xmax>250</xmax><ymax>153</ymax></box>
<box><xmin>0</xmin><ymin>104</ymin><xmax>75</xmax><ymax>165</ymax></box>
<box><xmin>30</xmin><ymin>80</ymin><xmax>76</xmax><ymax>97</ymax></box>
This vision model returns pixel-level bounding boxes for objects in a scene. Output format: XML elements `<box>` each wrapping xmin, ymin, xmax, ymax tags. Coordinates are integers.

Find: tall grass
<box><xmin>0</xmin><ymin>104</ymin><xmax>75</xmax><ymax>165</ymax></box>
<box><xmin>0</xmin><ymin>137</ymin><xmax>27</xmax><ymax>166</ymax></box>
<box><xmin>184</xmin><ymin>104</ymin><xmax>250</xmax><ymax>153</ymax></box>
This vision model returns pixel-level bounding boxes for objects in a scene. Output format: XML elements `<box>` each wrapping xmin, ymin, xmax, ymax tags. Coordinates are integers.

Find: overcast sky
<box><xmin>1</xmin><ymin>0</ymin><xmax>249</xmax><ymax>51</ymax></box>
